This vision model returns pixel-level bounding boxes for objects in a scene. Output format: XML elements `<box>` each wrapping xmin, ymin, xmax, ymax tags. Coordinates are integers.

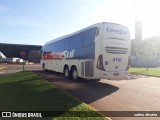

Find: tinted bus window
<box><xmin>56</xmin><ymin>41</ymin><xmax>60</xmax><ymax>51</ymax></box>
<box><xmin>48</xmin><ymin>44</ymin><xmax>51</xmax><ymax>53</ymax></box>
<box><xmin>84</xmin><ymin>27</ymin><xmax>97</xmax><ymax>46</ymax></box>
<box><xmin>58</xmin><ymin>40</ymin><xmax>65</xmax><ymax>51</ymax></box>
<box><xmin>45</xmin><ymin>45</ymin><xmax>49</xmax><ymax>53</ymax></box>
<box><xmin>65</xmin><ymin>37</ymin><xmax>73</xmax><ymax>50</ymax></box>
<box><xmin>73</xmin><ymin>32</ymin><xmax>84</xmax><ymax>49</ymax></box>
<box><xmin>50</xmin><ymin>42</ymin><xmax>57</xmax><ymax>52</ymax></box>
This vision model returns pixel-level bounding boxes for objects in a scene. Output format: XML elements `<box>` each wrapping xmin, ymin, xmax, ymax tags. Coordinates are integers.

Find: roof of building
<box><xmin>0</xmin><ymin>43</ymin><xmax>42</xmax><ymax>47</ymax></box>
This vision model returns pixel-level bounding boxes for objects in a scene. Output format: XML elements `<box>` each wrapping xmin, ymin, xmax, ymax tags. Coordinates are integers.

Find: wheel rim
<box><xmin>73</xmin><ymin>70</ymin><xmax>78</xmax><ymax>79</ymax></box>
<box><xmin>65</xmin><ymin>69</ymin><xmax>69</xmax><ymax>77</ymax></box>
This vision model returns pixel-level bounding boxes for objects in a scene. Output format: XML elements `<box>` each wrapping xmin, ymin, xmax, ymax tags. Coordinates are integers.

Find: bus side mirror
<box><xmin>38</xmin><ymin>49</ymin><xmax>43</xmax><ymax>55</ymax></box>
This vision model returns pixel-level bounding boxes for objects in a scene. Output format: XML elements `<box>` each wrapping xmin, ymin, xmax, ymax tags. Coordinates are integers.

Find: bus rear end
<box><xmin>96</xmin><ymin>23</ymin><xmax>131</xmax><ymax>80</ymax></box>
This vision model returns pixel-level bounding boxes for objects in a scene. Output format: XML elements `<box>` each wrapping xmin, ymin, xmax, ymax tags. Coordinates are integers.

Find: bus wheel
<box><xmin>64</xmin><ymin>67</ymin><xmax>70</xmax><ymax>79</ymax></box>
<box><xmin>72</xmin><ymin>67</ymin><xmax>78</xmax><ymax>80</ymax></box>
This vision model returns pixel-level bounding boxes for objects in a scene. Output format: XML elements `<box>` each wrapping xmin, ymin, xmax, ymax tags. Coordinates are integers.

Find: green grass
<box><xmin>0</xmin><ymin>71</ymin><xmax>107</xmax><ymax>120</ymax></box>
<box><xmin>129</xmin><ymin>67</ymin><xmax>160</xmax><ymax>77</ymax></box>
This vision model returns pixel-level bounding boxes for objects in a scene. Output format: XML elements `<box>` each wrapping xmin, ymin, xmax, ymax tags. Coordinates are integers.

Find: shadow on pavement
<box><xmin>34</xmin><ymin>70</ymin><xmax>119</xmax><ymax>104</ymax></box>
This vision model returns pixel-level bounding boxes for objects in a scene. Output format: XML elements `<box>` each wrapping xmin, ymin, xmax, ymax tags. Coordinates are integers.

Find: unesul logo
<box><xmin>44</xmin><ymin>49</ymin><xmax>75</xmax><ymax>60</ymax></box>
<box><xmin>63</xmin><ymin>49</ymin><xmax>74</xmax><ymax>59</ymax></box>
<box><xmin>106</xmin><ymin>27</ymin><xmax>127</xmax><ymax>35</ymax></box>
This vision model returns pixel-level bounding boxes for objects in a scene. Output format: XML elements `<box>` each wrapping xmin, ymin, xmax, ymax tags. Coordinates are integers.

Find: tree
<box><xmin>131</xmin><ymin>36</ymin><xmax>160</xmax><ymax>69</ymax></box>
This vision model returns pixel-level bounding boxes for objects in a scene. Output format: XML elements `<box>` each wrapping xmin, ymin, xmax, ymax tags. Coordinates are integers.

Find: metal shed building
<box><xmin>0</xmin><ymin>43</ymin><xmax>42</xmax><ymax>63</ymax></box>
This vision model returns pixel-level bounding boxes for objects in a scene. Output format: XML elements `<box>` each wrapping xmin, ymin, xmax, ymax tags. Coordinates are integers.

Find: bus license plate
<box><xmin>114</xmin><ymin>73</ymin><xmax>119</xmax><ymax>76</ymax></box>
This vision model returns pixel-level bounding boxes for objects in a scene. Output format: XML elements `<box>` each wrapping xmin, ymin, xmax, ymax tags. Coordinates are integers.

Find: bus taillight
<box><xmin>97</xmin><ymin>55</ymin><xmax>105</xmax><ymax>71</ymax></box>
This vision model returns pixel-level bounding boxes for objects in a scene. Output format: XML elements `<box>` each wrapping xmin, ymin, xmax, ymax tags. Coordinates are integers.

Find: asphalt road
<box><xmin>1</xmin><ymin>64</ymin><xmax>160</xmax><ymax>120</ymax></box>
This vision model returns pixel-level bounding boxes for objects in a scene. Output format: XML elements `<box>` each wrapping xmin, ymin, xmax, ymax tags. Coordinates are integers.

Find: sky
<box><xmin>0</xmin><ymin>0</ymin><xmax>160</xmax><ymax>45</ymax></box>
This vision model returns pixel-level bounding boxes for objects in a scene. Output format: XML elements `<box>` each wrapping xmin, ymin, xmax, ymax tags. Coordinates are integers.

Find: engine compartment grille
<box><xmin>105</xmin><ymin>47</ymin><xmax>128</xmax><ymax>54</ymax></box>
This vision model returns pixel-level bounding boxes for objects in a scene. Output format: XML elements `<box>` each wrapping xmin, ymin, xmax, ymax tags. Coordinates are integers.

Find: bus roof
<box><xmin>44</xmin><ymin>22</ymin><xmax>128</xmax><ymax>46</ymax></box>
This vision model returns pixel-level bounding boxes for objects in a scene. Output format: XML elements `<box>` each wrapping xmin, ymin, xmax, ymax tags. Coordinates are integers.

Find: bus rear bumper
<box><xmin>98</xmin><ymin>71</ymin><xmax>128</xmax><ymax>80</ymax></box>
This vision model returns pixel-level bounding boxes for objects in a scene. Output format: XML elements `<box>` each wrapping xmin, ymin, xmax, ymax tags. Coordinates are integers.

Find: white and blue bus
<box><xmin>41</xmin><ymin>22</ymin><xmax>131</xmax><ymax>80</ymax></box>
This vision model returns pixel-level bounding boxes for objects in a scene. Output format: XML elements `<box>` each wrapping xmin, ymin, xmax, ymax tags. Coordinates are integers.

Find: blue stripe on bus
<box><xmin>43</xmin><ymin>27</ymin><xmax>97</xmax><ymax>59</ymax></box>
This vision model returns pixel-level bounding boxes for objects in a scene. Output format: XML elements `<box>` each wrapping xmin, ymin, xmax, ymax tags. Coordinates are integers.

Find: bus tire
<box><xmin>71</xmin><ymin>67</ymin><xmax>78</xmax><ymax>80</ymax></box>
<box><xmin>64</xmin><ymin>66</ymin><xmax>70</xmax><ymax>79</ymax></box>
